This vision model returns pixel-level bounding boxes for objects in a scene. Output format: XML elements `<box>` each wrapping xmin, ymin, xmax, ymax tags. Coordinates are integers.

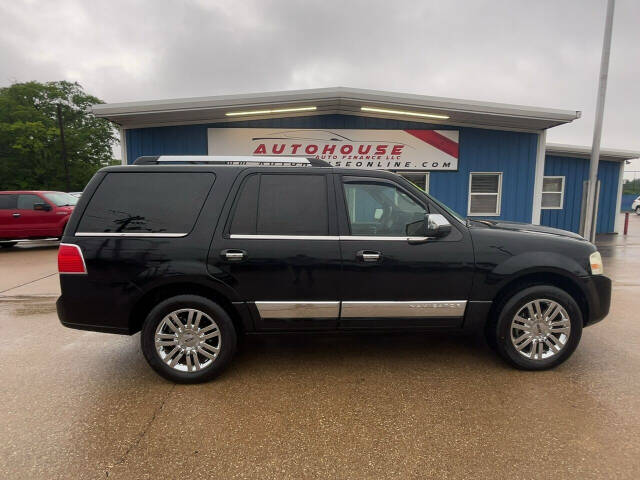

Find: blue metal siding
<box><xmin>596</xmin><ymin>160</ymin><xmax>620</xmax><ymax>233</ymax></box>
<box><xmin>429</xmin><ymin>129</ymin><xmax>537</xmax><ymax>222</ymax></box>
<box><xmin>125</xmin><ymin>114</ymin><xmax>537</xmax><ymax>224</ymax></box>
<box><xmin>541</xmin><ymin>156</ymin><xmax>620</xmax><ymax>233</ymax></box>
<box><xmin>126</xmin><ymin>125</ymin><xmax>208</xmax><ymax>161</ymax></box>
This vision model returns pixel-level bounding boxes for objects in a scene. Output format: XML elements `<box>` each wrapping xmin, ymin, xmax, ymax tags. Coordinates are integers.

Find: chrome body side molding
<box><xmin>253</xmin><ymin>300</ymin><xmax>467</xmax><ymax>319</ymax></box>
<box><xmin>255</xmin><ymin>301</ymin><xmax>340</xmax><ymax>319</ymax></box>
<box><xmin>341</xmin><ymin>301</ymin><xmax>467</xmax><ymax>318</ymax></box>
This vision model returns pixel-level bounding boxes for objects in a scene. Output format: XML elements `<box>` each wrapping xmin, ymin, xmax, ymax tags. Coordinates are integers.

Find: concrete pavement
<box><xmin>1</xmin><ymin>215</ymin><xmax>640</xmax><ymax>479</ymax></box>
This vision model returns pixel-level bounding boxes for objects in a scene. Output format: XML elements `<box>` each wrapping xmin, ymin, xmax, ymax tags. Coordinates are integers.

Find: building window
<box><xmin>468</xmin><ymin>172</ymin><xmax>502</xmax><ymax>216</ymax></box>
<box><xmin>541</xmin><ymin>176</ymin><xmax>565</xmax><ymax>209</ymax></box>
<box><xmin>395</xmin><ymin>172</ymin><xmax>430</xmax><ymax>193</ymax></box>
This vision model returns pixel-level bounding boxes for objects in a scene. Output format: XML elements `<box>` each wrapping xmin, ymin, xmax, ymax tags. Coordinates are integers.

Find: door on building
<box><xmin>210</xmin><ymin>170</ymin><xmax>342</xmax><ymax>330</ymax></box>
<box><xmin>335</xmin><ymin>174</ymin><xmax>475</xmax><ymax>329</ymax></box>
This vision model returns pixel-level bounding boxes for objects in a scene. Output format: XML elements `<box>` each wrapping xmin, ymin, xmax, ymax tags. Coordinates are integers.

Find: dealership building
<box><xmin>92</xmin><ymin>87</ymin><xmax>639</xmax><ymax>235</ymax></box>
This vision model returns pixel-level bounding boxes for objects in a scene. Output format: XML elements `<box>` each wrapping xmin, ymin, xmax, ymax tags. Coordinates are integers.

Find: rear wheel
<box><xmin>491</xmin><ymin>285</ymin><xmax>582</xmax><ymax>370</ymax></box>
<box><xmin>0</xmin><ymin>241</ymin><xmax>17</xmax><ymax>248</ymax></box>
<box><xmin>635</xmin><ymin>206</ymin><xmax>640</xmax><ymax>215</ymax></box>
<box><xmin>141</xmin><ymin>295</ymin><xmax>237</xmax><ymax>383</ymax></box>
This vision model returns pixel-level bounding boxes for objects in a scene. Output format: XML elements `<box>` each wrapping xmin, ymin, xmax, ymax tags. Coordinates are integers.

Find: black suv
<box><xmin>57</xmin><ymin>156</ymin><xmax>611</xmax><ymax>383</ymax></box>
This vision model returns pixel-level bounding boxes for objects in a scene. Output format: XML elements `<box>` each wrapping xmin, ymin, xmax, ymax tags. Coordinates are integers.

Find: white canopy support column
<box><xmin>531</xmin><ymin>130</ymin><xmax>547</xmax><ymax>225</ymax></box>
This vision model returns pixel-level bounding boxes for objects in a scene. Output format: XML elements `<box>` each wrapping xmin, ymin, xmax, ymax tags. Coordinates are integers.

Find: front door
<box><xmin>14</xmin><ymin>194</ymin><xmax>54</xmax><ymax>236</ymax></box>
<box><xmin>335</xmin><ymin>175</ymin><xmax>475</xmax><ymax>329</ymax></box>
<box><xmin>209</xmin><ymin>170</ymin><xmax>341</xmax><ymax>330</ymax></box>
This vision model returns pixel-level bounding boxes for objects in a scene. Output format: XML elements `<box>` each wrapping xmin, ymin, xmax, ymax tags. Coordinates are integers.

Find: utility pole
<box><xmin>583</xmin><ymin>0</ymin><xmax>616</xmax><ymax>241</ymax></box>
<box><xmin>56</xmin><ymin>103</ymin><xmax>72</xmax><ymax>191</ymax></box>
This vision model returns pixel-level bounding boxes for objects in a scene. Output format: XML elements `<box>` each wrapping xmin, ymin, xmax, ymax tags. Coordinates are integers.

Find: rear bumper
<box><xmin>56</xmin><ymin>294</ymin><xmax>132</xmax><ymax>335</ymax></box>
<box><xmin>581</xmin><ymin>275</ymin><xmax>611</xmax><ymax>326</ymax></box>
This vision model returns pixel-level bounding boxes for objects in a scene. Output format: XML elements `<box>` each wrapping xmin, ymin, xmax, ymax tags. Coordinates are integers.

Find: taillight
<box><xmin>58</xmin><ymin>243</ymin><xmax>87</xmax><ymax>274</ymax></box>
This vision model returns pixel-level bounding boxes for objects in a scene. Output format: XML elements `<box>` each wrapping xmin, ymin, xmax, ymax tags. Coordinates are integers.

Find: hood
<box><xmin>467</xmin><ymin>219</ymin><xmax>586</xmax><ymax>241</ymax></box>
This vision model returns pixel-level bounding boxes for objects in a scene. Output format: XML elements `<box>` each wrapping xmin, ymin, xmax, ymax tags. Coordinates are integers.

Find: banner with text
<box><xmin>207</xmin><ymin>128</ymin><xmax>459</xmax><ymax>170</ymax></box>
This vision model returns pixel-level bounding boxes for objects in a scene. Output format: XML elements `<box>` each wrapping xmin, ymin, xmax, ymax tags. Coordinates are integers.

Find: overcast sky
<box><xmin>1</xmin><ymin>0</ymin><xmax>638</xmax><ymax>170</ymax></box>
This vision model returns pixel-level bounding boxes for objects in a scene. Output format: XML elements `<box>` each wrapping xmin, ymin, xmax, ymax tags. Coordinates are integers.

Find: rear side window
<box><xmin>78</xmin><ymin>172</ymin><xmax>214</xmax><ymax>234</ymax></box>
<box><xmin>230</xmin><ymin>174</ymin><xmax>328</xmax><ymax>235</ymax></box>
<box><xmin>0</xmin><ymin>194</ymin><xmax>17</xmax><ymax>209</ymax></box>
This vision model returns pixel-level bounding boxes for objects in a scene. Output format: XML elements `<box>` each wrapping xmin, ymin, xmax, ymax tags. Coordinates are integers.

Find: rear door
<box><xmin>0</xmin><ymin>194</ymin><xmax>18</xmax><ymax>238</ymax></box>
<box><xmin>335</xmin><ymin>175</ymin><xmax>475</xmax><ymax>329</ymax></box>
<box><xmin>209</xmin><ymin>170</ymin><xmax>341</xmax><ymax>330</ymax></box>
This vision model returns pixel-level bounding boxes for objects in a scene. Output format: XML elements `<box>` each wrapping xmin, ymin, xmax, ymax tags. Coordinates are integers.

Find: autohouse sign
<box><xmin>207</xmin><ymin>128</ymin><xmax>459</xmax><ymax>170</ymax></box>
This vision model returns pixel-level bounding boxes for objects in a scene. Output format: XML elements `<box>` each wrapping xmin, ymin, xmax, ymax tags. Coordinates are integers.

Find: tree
<box><xmin>0</xmin><ymin>81</ymin><xmax>119</xmax><ymax>191</ymax></box>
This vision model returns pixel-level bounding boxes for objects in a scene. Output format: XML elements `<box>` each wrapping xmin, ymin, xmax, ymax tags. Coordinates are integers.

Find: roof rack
<box><xmin>133</xmin><ymin>155</ymin><xmax>331</xmax><ymax>167</ymax></box>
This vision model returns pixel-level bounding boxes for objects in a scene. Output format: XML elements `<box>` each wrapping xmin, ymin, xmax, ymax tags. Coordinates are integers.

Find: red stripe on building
<box><xmin>404</xmin><ymin>130</ymin><xmax>459</xmax><ymax>159</ymax></box>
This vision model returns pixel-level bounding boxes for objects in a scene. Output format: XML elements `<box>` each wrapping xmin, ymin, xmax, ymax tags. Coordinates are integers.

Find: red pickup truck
<box><xmin>0</xmin><ymin>191</ymin><xmax>78</xmax><ymax>247</ymax></box>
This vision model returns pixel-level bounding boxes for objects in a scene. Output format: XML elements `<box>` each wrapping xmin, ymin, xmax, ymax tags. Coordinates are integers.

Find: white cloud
<box><xmin>0</xmin><ymin>0</ymin><xmax>638</xmax><ymax>151</ymax></box>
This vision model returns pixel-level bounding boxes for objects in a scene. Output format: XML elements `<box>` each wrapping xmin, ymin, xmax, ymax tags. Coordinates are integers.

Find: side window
<box><xmin>468</xmin><ymin>172</ymin><xmax>502</xmax><ymax>216</ymax></box>
<box><xmin>77</xmin><ymin>172</ymin><xmax>215</xmax><ymax>234</ymax></box>
<box><xmin>229</xmin><ymin>174</ymin><xmax>259</xmax><ymax>234</ymax></box>
<box><xmin>258</xmin><ymin>174</ymin><xmax>328</xmax><ymax>235</ymax></box>
<box><xmin>0</xmin><ymin>194</ymin><xmax>17</xmax><ymax>209</ymax></box>
<box><xmin>343</xmin><ymin>182</ymin><xmax>426</xmax><ymax>236</ymax></box>
<box><xmin>17</xmin><ymin>194</ymin><xmax>43</xmax><ymax>210</ymax></box>
<box><xmin>395</xmin><ymin>171</ymin><xmax>430</xmax><ymax>193</ymax></box>
<box><xmin>541</xmin><ymin>176</ymin><xmax>565</xmax><ymax>209</ymax></box>
<box><xmin>229</xmin><ymin>174</ymin><xmax>329</xmax><ymax>236</ymax></box>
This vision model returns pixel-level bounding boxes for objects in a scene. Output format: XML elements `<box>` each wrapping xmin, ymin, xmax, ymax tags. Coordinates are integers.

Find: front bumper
<box><xmin>580</xmin><ymin>275</ymin><xmax>612</xmax><ymax>326</ymax></box>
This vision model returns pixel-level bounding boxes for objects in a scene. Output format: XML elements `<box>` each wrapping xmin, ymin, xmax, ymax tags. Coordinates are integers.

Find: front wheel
<box><xmin>141</xmin><ymin>295</ymin><xmax>237</xmax><ymax>383</ymax></box>
<box><xmin>635</xmin><ymin>206</ymin><xmax>640</xmax><ymax>215</ymax></box>
<box><xmin>491</xmin><ymin>285</ymin><xmax>582</xmax><ymax>370</ymax></box>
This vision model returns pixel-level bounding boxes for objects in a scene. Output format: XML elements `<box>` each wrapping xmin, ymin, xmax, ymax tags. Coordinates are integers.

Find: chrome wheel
<box><xmin>154</xmin><ymin>308</ymin><xmax>221</xmax><ymax>372</ymax></box>
<box><xmin>510</xmin><ymin>299</ymin><xmax>570</xmax><ymax>360</ymax></box>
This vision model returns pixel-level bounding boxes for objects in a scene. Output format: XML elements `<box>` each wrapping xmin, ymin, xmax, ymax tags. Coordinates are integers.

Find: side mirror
<box><xmin>33</xmin><ymin>203</ymin><xmax>51</xmax><ymax>211</ymax></box>
<box><xmin>406</xmin><ymin>213</ymin><xmax>452</xmax><ymax>241</ymax></box>
<box><xmin>425</xmin><ymin>213</ymin><xmax>452</xmax><ymax>237</ymax></box>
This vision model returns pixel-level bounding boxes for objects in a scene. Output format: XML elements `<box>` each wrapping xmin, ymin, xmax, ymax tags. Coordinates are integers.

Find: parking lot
<box><xmin>1</xmin><ymin>215</ymin><xmax>639</xmax><ymax>479</ymax></box>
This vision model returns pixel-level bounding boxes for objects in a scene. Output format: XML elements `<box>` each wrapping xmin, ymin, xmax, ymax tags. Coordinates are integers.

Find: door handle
<box><xmin>221</xmin><ymin>249</ymin><xmax>247</xmax><ymax>261</ymax></box>
<box><xmin>12</xmin><ymin>213</ymin><xmax>20</xmax><ymax>218</ymax></box>
<box><xmin>357</xmin><ymin>250</ymin><xmax>381</xmax><ymax>262</ymax></box>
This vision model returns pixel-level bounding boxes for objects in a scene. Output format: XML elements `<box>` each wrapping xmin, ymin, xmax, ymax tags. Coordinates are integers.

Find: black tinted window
<box><xmin>78</xmin><ymin>172</ymin><xmax>214</xmax><ymax>233</ymax></box>
<box><xmin>229</xmin><ymin>174</ymin><xmax>259</xmax><ymax>234</ymax></box>
<box><xmin>0</xmin><ymin>194</ymin><xmax>17</xmax><ymax>209</ymax></box>
<box><xmin>257</xmin><ymin>174</ymin><xmax>328</xmax><ymax>235</ymax></box>
<box><xmin>230</xmin><ymin>174</ymin><xmax>328</xmax><ymax>235</ymax></box>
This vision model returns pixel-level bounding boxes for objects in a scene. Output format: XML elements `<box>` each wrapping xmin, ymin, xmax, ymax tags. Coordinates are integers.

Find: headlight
<box><xmin>590</xmin><ymin>251</ymin><xmax>603</xmax><ymax>275</ymax></box>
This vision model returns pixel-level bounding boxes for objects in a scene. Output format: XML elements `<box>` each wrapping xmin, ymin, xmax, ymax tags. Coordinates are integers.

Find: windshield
<box><xmin>43</xmin><ymin>192</ymin><xmax>78</xmax><ymax>206</ymax></box>
<box><xmin>404</xmin><ymin>181</ymin><xmax>466</xmax><ymax>224</ymax></box>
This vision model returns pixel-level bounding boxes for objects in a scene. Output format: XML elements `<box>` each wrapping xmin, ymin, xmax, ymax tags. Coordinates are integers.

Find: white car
<box><xmin>633</xmin><ymin>196</ymin><xmax>640</xmax><ymax>214</ymax></box>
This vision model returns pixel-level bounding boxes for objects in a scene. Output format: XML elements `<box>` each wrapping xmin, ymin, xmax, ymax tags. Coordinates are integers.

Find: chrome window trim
<box><xmin>255</xmin><ymin>301</ymin><xmax>340</xmax><ymax>319</ymax></box>
<box><xmin>340</xmin><ymin>236</ymin><xmax>431</xmax><ymax>241</ymax></box>
<box><xmin>230</xmin><ymin>234</ymin><xmax>339</xmax><ymax>240</ymax></box>
<box><xmin>75</xmin><ymin>232</ymin><xmax>188</xmax><ymax>238</ymax></box>
<box><xmin>341</xmin><ymin>300</ymin><xmax>467</xmax><ymax>318</ymax></box>
<box><xmin>229</xmin><ymin>234</ymin><xmax>431</xmax><ymax>241</ymax></box>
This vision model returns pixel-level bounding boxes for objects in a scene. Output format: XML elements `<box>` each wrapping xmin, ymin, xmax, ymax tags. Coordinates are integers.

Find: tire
<box><xmin>141</xmin><ymin>295</ymin><xmax>237</xmax><ymax>383</ymax></box>
<box><xmin>0</xmin><ymin>241</ymin><xmax>17</xmax><ymax>248</ymax></box>
<box><xmin>635</xmin><ymin>206</ymin><xmax>640</xmax><ymax>215</ymax></box>
<box><xmin>490</xmin><ymin>285</ymin><xmax>583</xmax><ymax>370</ymax></box>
